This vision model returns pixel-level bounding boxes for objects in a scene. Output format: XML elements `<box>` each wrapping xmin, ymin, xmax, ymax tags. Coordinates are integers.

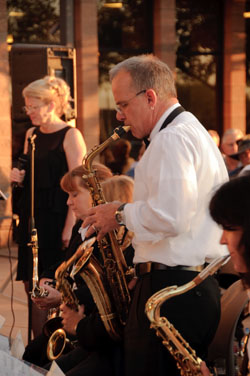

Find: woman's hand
<box><xmin>200</xmin><ymin>361</ymin><xmax>211</xmax><ymax>376</ymax></box>
<box><xmin>32</xmin><ymin>279</ymin><xmax>62</xmax><ymax>310</ymax></box>
<box><xmin>10</xmin><ymin>168</ymin><xmax>26</xmax><ymax>185</ymax></box>
<box><xmin>60</xmin><ymin>303</ymin><xmax>85</xmax><ymax>336</ymax></box>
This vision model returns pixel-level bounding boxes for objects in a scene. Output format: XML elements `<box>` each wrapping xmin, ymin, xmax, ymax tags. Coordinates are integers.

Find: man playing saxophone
<box><xmin>82</xmin><ymin>54</ymin><xmax>229</xmax><ymax>376</ymax></box>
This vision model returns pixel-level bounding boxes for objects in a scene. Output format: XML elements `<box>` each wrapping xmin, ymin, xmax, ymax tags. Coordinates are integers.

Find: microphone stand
<box><xmin>27</xmin><ymin>134</ymin><xmax>37</xmax><ymax>344</ymax></box>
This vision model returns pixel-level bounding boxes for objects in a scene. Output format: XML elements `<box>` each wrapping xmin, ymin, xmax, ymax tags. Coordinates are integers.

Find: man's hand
<box><xmin>82</xmin><ymin>201</ymin><xmax>122</xmax><ymax>240</ymax></box>
<box><xmin>60</xmin><ymin>303</ymin><xmax>85</xmax><ymax>335</ymax></box>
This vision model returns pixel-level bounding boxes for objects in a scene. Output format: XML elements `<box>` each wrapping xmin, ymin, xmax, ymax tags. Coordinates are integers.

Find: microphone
<box><xmin>13</xmin><ymin>154</ymin><xmax>29</xmax><ymax>188</ymax></box>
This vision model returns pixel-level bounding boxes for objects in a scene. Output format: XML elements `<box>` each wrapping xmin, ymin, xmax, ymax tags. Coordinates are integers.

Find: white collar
<box><xmin>149</xmin><ymin>103</ymin><xmax>181</xmax><ymax>141</ymax></box>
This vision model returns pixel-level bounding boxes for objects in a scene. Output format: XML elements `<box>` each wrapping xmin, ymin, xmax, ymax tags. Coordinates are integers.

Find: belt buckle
<box><xmin>135</xmin><ymin>262</ymin><xmax>152</xmax><ymax>277</ymax></box>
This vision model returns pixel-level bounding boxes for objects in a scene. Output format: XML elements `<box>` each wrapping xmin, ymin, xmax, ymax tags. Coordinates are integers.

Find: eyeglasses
<box><xmin>22</xmin><ymin>105</ymin><xmax>44</xmax><ymax>114</ymax></box>
<box><xmin>116</xmin><ymin>89</ymin><xmax>146</xmax><ymax>114</ymax></box>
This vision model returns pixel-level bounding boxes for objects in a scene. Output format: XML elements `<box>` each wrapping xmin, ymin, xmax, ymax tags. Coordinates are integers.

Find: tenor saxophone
<box><xmin>145</xmin><ymin>255</ymin><xmax>230</xmax><ymax>376</ymax></box>
<box><xmin>72</xmin><ymin>125</ymin><xmax>133</xmax><ymax>341</ymax></box>
<box><xmin>46</xmin><ymin>237</ymin><xmax>96</xmax><ymax>360</ymax></box>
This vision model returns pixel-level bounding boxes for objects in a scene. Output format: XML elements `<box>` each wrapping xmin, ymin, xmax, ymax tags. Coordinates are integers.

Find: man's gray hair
<box><xmin>221</xmin><ymin>128</ymin><xmax>244</xmax><ymax>144</ymax></box>
<box><xmin>109</xmin><ymin>54</ymin><xmax>177</xmax><ymax>99</ymax></box>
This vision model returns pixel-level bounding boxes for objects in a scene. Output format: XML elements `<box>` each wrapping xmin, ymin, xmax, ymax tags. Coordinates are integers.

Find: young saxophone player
<box><xmin>24</xmin><ymin>164</ymin><xmax>134</xmax><ymax>376</ymax></box>
<box><xmin>200</xmin><ymin>174</ymin><xmax>250</xmax><ymax>376</ymax></box>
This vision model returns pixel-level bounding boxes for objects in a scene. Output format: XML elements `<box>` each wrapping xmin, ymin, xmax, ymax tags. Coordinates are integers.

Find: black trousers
<box><xmin>124</xmin><ymin>269</ymin><xmax>221</xmax><ymax>376</ymax></box>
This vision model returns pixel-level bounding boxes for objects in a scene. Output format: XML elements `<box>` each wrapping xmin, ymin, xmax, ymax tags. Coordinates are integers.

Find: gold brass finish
<box><xmin>46</xmin><ymin>238</ymin><xmax>96</xmax><ymax>360</ymax></box>
<box><xmin>145</xmin><ymin>255</ymin><xmax>230</xmax><ymax>376</ymax></box>
<box><xmin>73</xmin><ymin>125</ymin><xmax>133</xmax><ymax>341</ymax></box>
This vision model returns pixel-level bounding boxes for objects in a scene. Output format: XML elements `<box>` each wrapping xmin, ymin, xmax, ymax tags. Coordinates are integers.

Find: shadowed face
<box><xmin>112</xmin><ymin>70</ymin><xmax>154</xmax><ymax>139</ymax></box>
<box><xmin>24</xmin><ymin>97</ymin><xmax>51</xmax><ymax>126</ymax></box>
<box><xmin>239</xmin><ymin>149</ymin><xmax>250</xmax><ymax>166</ymax></box>
<box><xmin>66</xmin><ymin>177</ymin><xmax>92</xmax><ymax>220</ymax></box>
<box><xmin>222</xmin><ymin>134</ymin><xmax>241</xmax><ymax>156</ymax></box>
<box><xmin>220</xmin><ymin>227</ymin><xmax>247</xmax><ymax>273</ymax></box>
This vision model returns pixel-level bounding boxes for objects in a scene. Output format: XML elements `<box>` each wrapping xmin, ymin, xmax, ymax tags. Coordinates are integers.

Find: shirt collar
<box><xmin>149</xmin><ymin>103</ymin><xmax>181</xmax><ymax>141</ymax></box>
<box><xmin>78</xmin><ymin>226</ymin><xmax>88</xmax><ymax>241</ymax></box>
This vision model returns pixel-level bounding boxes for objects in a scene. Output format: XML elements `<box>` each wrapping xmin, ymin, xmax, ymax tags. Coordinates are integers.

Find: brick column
<box><xmin>0</xmin><ymin>0</ymin><xmax>12</xmax><ymax>247</ymax></box>
<box><xmin>74</xmin><ymin>0</ymin><xmax>100</xmax><ymax>150</ymax></box>
<box><xmin>224</xmin><ymin>0</ymin><xmax>246</xmax><ymax>133</ymax></box>
<box><xmin>153</xmin><ymin>0</ymin><xmax>176</xmax><ymax>72</ymax></box>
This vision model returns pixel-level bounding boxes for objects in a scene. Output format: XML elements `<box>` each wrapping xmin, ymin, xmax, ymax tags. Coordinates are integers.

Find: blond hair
<box><xmin>22</xmin><ymin>75</ymin><xmax>72</xmax><ymax>118</ymax></box>
<box><xmin>101</xmin><ymin>175</ymin><xmax>134</xmax><ymax>203</ymax></box>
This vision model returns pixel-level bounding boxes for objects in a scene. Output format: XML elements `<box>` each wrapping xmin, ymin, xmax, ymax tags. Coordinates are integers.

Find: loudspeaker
<box><xmin>10</xmin><ymin>44</ymin><xmax>76</xmax><ymax>121</ymax></box>
<box><xmin>10</xmin><ymin>44</ymin><xmax>76</xmax><ymax>160</ymax></box>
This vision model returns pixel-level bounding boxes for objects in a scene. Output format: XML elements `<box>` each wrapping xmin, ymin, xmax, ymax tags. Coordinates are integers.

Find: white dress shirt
<box><xmin>124</xmin><ymin>104</ymin><xmax>229</xmax><ymax>266</ymax></box>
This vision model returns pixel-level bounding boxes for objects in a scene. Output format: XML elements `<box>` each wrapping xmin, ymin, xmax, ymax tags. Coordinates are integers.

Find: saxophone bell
<box><xmin>46</xmin><ymin>238</ymin><xmax>96</xmax><ymax>361</ymax></box>
<box><xmin>47</xmin><ymin>328</ymin><xmax>76</xmax><ymax>361</ymax></box>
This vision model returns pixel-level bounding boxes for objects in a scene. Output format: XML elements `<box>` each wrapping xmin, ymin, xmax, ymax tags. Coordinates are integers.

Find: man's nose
<box><xmin>116</xmin><ymin>111</ymin><xmax>125</xmax><ymax>122</ymax></box>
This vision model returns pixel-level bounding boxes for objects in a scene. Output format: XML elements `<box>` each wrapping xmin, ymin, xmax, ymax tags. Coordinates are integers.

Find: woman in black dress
<box><xmin>10</xmin><ymin>76</ymin><xmax>86</xmax><ymax>337</ymax></box>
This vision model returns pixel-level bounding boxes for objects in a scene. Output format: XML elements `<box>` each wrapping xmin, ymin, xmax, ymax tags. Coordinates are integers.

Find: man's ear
<box><xmin>145</xmin><ymin>89</ymin><xmax>157</xmax><ymax>108</ymax></box>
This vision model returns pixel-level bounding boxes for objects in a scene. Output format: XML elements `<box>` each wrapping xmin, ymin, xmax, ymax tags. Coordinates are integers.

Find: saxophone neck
<box><xmin>83</xmin><ymin>125</ymin><xmax>131</xmax><ymax>173</ymax></box>
<box><xmin>146</xmin><ymin>256</ymin><xmax>230</xmax><ymax>324</ymax></box>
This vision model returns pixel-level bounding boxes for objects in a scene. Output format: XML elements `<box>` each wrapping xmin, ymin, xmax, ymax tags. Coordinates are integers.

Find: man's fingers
<box><xmin>85</xmin><ymin>225</ymin><xmax>95</xmax><ymax>238</ymax></box>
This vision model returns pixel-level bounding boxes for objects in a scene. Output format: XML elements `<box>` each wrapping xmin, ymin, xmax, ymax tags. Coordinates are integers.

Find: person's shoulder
<box><xmin>65</xmin><ymin>126</ymin><xmax>84</xmax><ymax>139</ymax></box>
<box><xmin>64</xmin><ymin>126</ymin><xmax>85</xmax><ymax>148</ymax></box>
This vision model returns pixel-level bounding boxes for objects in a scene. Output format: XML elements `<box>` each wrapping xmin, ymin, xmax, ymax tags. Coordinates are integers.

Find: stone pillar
<box><xmin>74</xmin><ymin>0</ymin><xmax>100</xmax><ymax>150</ymax></box>
<box><xmin>0</xmin><ymin>0</ymin><xmax>12</xmax><ymax>247</ymax></box>
<box><xmin>153</xmin><ymin>0</ymin><xmax>176</xmax><ymax>72</ymax></box>
<box><xmin>223</xmin><ymin>0</ymin><xmax>246</xmax><ymax>133</ymax></box>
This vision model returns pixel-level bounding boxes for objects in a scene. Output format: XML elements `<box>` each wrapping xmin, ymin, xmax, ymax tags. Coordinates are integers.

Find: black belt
<box><xmin>135</xmin><ymin>262</ymin><xmax>204</xmax><ymax>277</ymax></box>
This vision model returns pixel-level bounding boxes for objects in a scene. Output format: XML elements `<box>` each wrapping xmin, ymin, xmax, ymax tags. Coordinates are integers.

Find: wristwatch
<box><xmin>115</xmin><ymin>203</ymin><xmax>126</xmax><ymax>225</ymax></box>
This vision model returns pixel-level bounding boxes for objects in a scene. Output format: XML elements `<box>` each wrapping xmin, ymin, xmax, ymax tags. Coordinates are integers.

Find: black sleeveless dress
<box><xmin>16</xmin><ymin>126</ymin><xmax>71</xmax><ymax>282</ymax></box>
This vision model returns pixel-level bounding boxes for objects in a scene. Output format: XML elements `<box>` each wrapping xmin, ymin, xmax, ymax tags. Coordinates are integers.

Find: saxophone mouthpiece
<box><xmin>123</xmin><ymin>125</ymin><xmax>131</xmax><ymax>133</ymax></box>
<box><xmin>112</xmin><ymin>125</ymin><xmax>131</xmax><ymax>140</ymax></box>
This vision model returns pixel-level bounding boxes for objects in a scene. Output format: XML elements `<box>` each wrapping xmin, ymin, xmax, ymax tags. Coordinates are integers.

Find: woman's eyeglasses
<box><xmin>22</xmin><ymin>105</ymin><xmax>44</xmax><ymax>114</ymax></box>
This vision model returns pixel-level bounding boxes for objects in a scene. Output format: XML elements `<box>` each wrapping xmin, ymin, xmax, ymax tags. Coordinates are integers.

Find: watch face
<box><xmin>116</xmin><ymin>212</ymin><xmax>123</xmax><ymax>224</ymax></box>
<box><xmin>115</xmin><ymin>203</ymin><xmax>126</xmax><ymax>225</ymax></box>
<box><xmin>115</xmin><ymin>211</ymin><xmax>124</xmax><ymax>225</ymax></box>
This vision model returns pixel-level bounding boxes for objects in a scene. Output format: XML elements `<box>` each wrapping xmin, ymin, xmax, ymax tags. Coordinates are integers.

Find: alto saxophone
<box><xmin>72</xmin><ymin>125</ymin><xmax>133</xmax><ymax>341</ymax></box>
<box><xmin>145</xmin><ymin>255</ymin><xmax>230</xmax><ymax>376</ymax></box>
<box><xmin>46</xmin><ymin>237</ymin><xmax>96</xmax><ymax>360</ymax></box>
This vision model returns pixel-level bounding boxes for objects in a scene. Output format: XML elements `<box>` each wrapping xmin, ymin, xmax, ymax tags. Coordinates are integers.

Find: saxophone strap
<box><xmin>143</xmin><ymin>105</ymin><xmax>185</xmax><ymax>148</ymax></box>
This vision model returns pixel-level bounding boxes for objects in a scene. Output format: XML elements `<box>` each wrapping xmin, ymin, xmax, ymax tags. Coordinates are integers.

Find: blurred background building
<box><xmin>0</xmin><ymin>0</ymin><xmax>249</xmax><ymax>244</ymax></box>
